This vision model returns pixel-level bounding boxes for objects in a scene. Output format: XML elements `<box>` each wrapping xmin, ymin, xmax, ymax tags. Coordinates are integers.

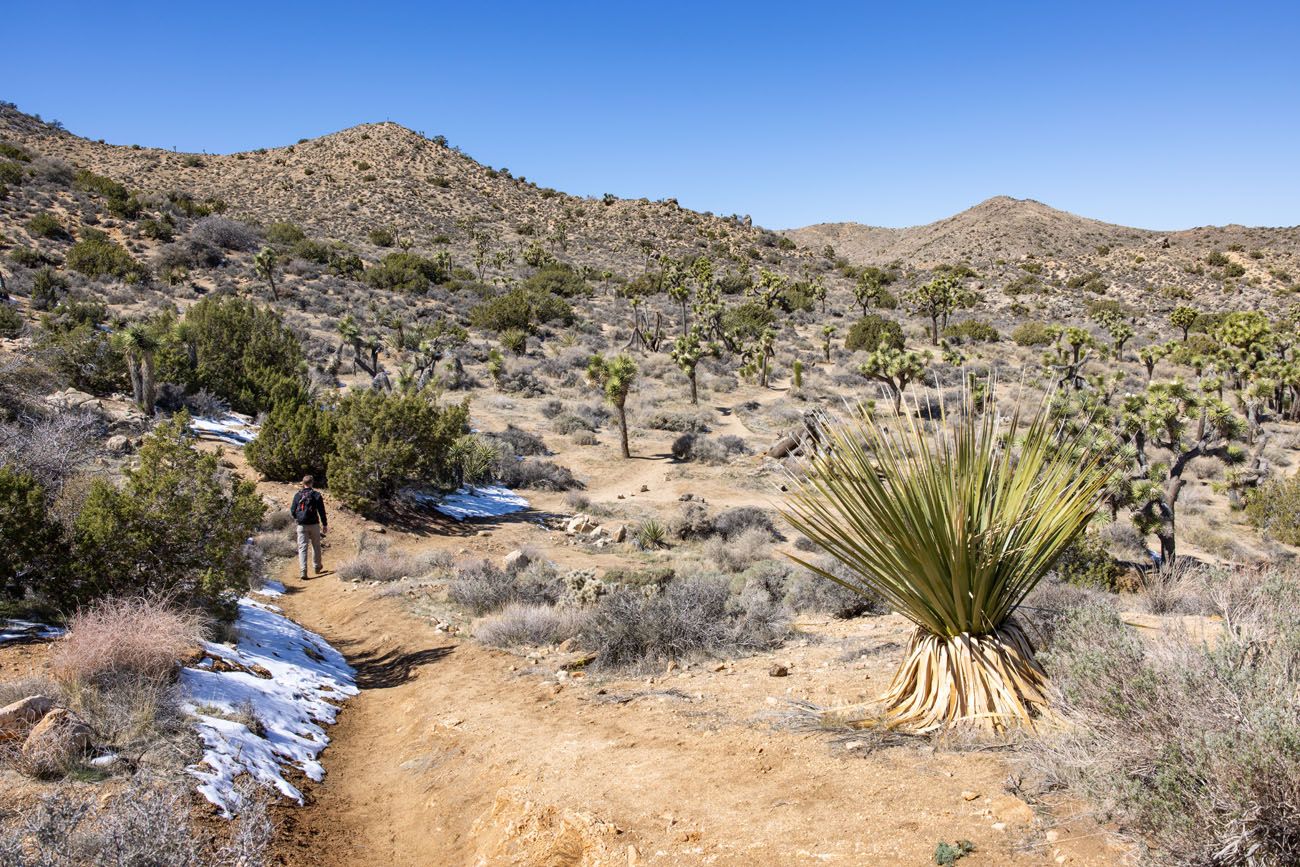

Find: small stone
<box><xmin>961</xmin><ymin>790</ymin><xmax>980</xmax><ymax>801</ymax></box>
<box><xmin>1045</xmin><ymin>830</ymin><xmax>1061</xmax><ymax>843</ymax></box>
<box><xmin>503</xmin><ymin>549</ymin><xmax>532</xmax><ymax>571</ymax></box>
<box><xmin>768</xmin><ymin>664</ymin><xmax>789</xmax><ymax>677</ymax></box>
<box><xmin>991</xmin><ymin>821</ymin><xmax>1007</xmax><ymax>832</ymax></box>
<box><xmin>639</xmin><ymin>484</ymin><xmax>649</xmax><ymax>492</ymax></box>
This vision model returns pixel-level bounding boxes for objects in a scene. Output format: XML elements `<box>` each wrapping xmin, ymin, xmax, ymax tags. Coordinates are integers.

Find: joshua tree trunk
<box><xmin>688</xmin><ymin>367</ymin><xmax>698</xmax><ymax>405</ymax></box>
<box><xmin>617</xmin><ymin>402</ymin><xmax>630</xmax><ymax>458</ymax></box>
<box><xmin>140</xmin><ymin>352</ymin><xmax>156</xmax><ymax>414</ymax></box>
<box><xmin>125</xmin><ymin>354</ymin><xmax>144</xmax><ymax>410</ymax></box>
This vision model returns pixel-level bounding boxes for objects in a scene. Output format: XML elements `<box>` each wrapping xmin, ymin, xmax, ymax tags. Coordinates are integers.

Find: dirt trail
<box><xmin>263</xmin><ymin>498</ymin><xmax>1124</xmax><ymax>867</ymax></box>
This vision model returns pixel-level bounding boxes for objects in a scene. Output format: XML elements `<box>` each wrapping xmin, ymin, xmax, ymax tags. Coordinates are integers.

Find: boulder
<box><xmin>0</xmin><ymin>695</ymin><xmax>56</xmax><ymax>742</ymax></box>
<box><xmin>22</xmin><ymin>708</ymin><xmax>93</xmax><ymax>775</ymax></box>
<box><xmin>608</xmin><ymin>524</ymin><xmax>628</xmax><ymax>543</ymax></box>
<box><xmin>503</xmin><ymin>549</ymin><xmax>532</xmax><ymax>572</ymax></box>
<box><xmin>766</xmin><ymin>433</ymin><xmax>802</xmax><ymax>459</ymax></box>
<box><xmin>104</xmin><ymin>434</ymin><xmax>132</xmax><ymax>454</ymax></box>
<box><xmin>565</xmin><ymin>514</ymin><xmax>599</xmax><ymax>535</ymax></box>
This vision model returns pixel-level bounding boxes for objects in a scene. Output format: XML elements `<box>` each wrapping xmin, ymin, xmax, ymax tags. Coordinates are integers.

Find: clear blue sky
<box><xmin>3</xmin><ymin>1</ymin><xmax>1298</xmax><ymax>230</ymax></box>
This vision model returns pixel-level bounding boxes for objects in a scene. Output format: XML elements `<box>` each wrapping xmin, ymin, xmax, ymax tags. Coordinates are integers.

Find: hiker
<box><xmin>291</xmin><ymin>475</ymin><xmax>328</xmax><ymax>578</ymax></box>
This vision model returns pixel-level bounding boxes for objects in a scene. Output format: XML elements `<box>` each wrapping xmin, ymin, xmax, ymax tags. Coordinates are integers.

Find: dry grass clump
<box><xmin>704</xmin><ymin>526</ymin><xmax>772</xmax><ymax>573</ymax></box>
<box><xmin>51</xmin><ymin>597</ymin><xmax>203</xmax><ymax>689</ymax></box>
<box><xmin>475</xmin><ymin>603</ymin><xmax>589</xmax><ymax>649</ymax></box>
<box><xmin>0</xmin><ymin>771</ymin><xmax>271</xmax><ymax>866</ymax></box>
<box><xmin>337</xmin><ymin>548</ymin><xmax>445</xmax><ymax>583</ymax></box>
<box><xmin>447</xmin><ymin>559</ymin><xmax>559</xmax><ymax>615</ymax></box>
<box><xmin>1029</xmin><ymin>571</ymin><xmax>1300</xmax><ymax>865</ymax></box>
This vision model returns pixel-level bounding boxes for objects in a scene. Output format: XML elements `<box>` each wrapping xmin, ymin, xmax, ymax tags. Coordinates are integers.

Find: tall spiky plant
<box><xmin>781</xmin><ymin>387</ymin><xmax>1115</xmax><ymax>732</ymax></box>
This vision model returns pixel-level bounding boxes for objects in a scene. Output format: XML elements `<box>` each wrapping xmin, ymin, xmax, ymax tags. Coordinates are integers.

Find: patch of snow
<box><xmin>427</xmin><ymin>485</ymin><xmax>530</xmax><ymax>521</ymax></box>
<box><xmin>254</xmin><ymin>580</ymin><xmax>286</xmax><ymax>597</ymax></box>
<box><xmin>180</xmin><ymin>597</ymin><xmax>356</xmax><ymax>816</ymax></box>
<box><xmin>189</xmin><ymin>412</ymin><xmax>260</xmax><ymax>446</ymax></box>
<box><xmin>0</xmin><ymin>620</ymin><xmax>65</xmax><ymax>644</ymax></box>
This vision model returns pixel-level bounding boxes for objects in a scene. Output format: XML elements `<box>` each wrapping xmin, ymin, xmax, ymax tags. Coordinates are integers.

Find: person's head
<box><xmin>301</xmin><ymin>474</ymin><xmax>314</xmax><ymax>489</ymax></box>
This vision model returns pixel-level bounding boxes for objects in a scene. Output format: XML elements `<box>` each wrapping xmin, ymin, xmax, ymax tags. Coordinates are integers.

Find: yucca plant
<box><xmin>781</xmin><ymin>388</ymin><xmax>1115</xmax><ymax>732</ymax></box>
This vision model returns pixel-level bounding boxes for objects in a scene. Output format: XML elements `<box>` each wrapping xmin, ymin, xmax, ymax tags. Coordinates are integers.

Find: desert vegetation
<box><xmin>2</xmin><ymin>98</ymin><xmax>1299</xmax><ymax>864</ymax></box>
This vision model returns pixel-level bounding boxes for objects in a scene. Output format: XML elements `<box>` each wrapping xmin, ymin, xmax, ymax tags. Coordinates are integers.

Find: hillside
<box><xmin>0</xmin><ymin>104</ymin><xmax>810</xmax><ymax>281</ymax></box>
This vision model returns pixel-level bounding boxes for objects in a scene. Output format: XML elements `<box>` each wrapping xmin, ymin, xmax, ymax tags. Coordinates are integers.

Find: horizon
<box><xmin>3</xmin><ymin>1</ymin><xmax>1298</xmax><ymax>231</ymax></box>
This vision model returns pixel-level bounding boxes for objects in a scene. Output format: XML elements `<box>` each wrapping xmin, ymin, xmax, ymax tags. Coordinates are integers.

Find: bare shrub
<box><xmin>253</xmin><ymin>530</ymin><xmax>296</xmax><ymax>559</ymax></box>
<box><xmin>487</xmin><ymin>424</ymin><xmax>549</xmax><ymax>456</ymax></box>
<box><xmin>786</xmin><ymin>560</ymin><xmax>887</xmax><ymax>618</ymax></box>
<box><xmin>0</xmin><ymin>772</ymin><xmax>271</xmax><ymax>866</ymax></box>
<box><xmin>448</xmin><ymin>559</ymin><xmax>558</xmax><ymax>615</ymax></box>
<box><xmin>51</xmin><ymin>598</ymin><xmax>203</xmax><ymax>689</ymax></box>
<box><xmin>0</xmin><ymin>409</ymin><xmax>102</xmax><ymax>498</ymax></box>
<box><xmin>475</xmin><ymin>603</ymin><xmax>588</xmax><ymax>649</ymax></box>
<box><xmin>190</xmin><ymin>216</ymin><xmax>261</xmax><ymax>251</ymax></box>
<box><xmin>713</xmin><ymin>506</ymin><xmax>779</xmax><ymax>540</ymax></box>
<box><xmin>670</xmin><ymin>432</ymin><xmax>747</xmax><ymax>464</ymax></box>
<box><xmin>563</xmin><ymin>490</ymin><xmax>591</xmax><ymax>511</ymax></box>
<box><xmin>669</xmin><ymin>502</ymin><xmax>714</xmax><ymax>540</ymax></box>
<box><xmin>496</xmin><ymin>458</ymin><xmax>582</xmax><ymax>491</ymax></box>
<box><xmin>1029</xmin><ymin>576</ymin><xmax>1300</xmax><ymax>865</ymax></box>
<box><xmin>337</xmin><ymin>549</ymin><xmax>439</xmax><ymax>583</ymax></box>
<box><xmin>643</xmin><ymin>410</ymin><xmax>713</xmax><ymax>433</ymax></box>
<box><xmin>260</xmin><ymin>508</ymin><xmax>295</xmax><ymax>531</ymax></box>
<box><xmin>1016</xmin><ymin>576</ymin><xmax>1117</xmax><ymax>648</ymax></box>
<box><xmin>583</xmin><ymin>574</ymin><xmax>788</xmax><ymax>670</ymax></box>
<box><xmin>705</xmin><ymin>526</ymin><xmax>771</xmax><ymax>573</ymax></box>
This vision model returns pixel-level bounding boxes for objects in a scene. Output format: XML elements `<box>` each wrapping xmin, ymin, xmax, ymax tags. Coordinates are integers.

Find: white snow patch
<box><xmin>180</xmin><ymin>597</ymin><xmax>356</xmax><ymax>816</ymax></box>
<box><xmin>426</xmin><ymin>485</ymin><xmax>530</xmax><ymax>520</ymax></box>
<box><xmin>255</xmin><ymin>580</ymin><xmax>286</xmax><ymax>597</ymax></box>
<box><xmin>189</xmin><ymin>412</ymin><xmax>260</xmax><ymax>446</ymax></box>
<box><xmin>0</xmin><ymin>620</ymin><xmax>65</xmax><ymax>644</ymax></box>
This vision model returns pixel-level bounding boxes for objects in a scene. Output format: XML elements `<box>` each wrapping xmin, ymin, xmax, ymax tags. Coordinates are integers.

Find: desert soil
<box><xmin>251</xmin><ymin>465</ymin><xmax>1127</xmax><ymax>866</ymax></box>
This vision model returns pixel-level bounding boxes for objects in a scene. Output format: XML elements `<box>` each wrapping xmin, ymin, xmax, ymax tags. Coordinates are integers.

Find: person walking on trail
<box><xmin>291</xmin><ymin>475</ymin><xmax>328</xmax><ymax>579</ymax></box>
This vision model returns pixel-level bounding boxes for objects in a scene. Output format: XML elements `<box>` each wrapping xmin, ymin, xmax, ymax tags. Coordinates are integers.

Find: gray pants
<box><xmin>297</xmin><ymin>523</ymin><xmax>322</xmax><ymax>577</ymax></box>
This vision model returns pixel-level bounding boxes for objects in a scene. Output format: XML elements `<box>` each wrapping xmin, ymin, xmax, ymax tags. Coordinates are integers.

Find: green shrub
<box><xmin>470</xmin><ymin>288</ymin><xmax>573</xmax><ymax>334</ymax></box>
<box><xmin>1011</xmin><ymin>321</ymin><xmax>1055</xmax><ymax>346</ymax></box>
<box><xmin>1049</xmin><ymin>530</ymin><xmax>1122</xmax><ymax>589</ymax></box>
<box><xmin>245</xmin><ymin>399</ymin><xmax>336</xmax><ymax>483</ymax></box>
<box><xmin>9</xmin><ymin>246</ymin><xmax>51</xmax><ymax>268</ymax></box>
<box><xmin>70</xmin><ymin>413</ymin><xmax>264</xmax><ymax>614</ymax></box>
<box><xmin>0</xmin><ymin>140</ymin><xmax>33</xmax><ymax>162</ymax></box>
<box><xmin>328</xmin><ymin>390</ymin><xmax>469</xmax><ymax>515</ymax></box>
<box><xmin>30</xmin><ymin>266</ymin><xmax>67</xmax><ymax>311</ymax></box>
<box><xmin>0</xmin><ymin>303</ymin><xmax>23</xmax><ymax>337</ymax></box>
<box><xmin>521</xmin><ymin>264</ymin><xmax>589</xmax><ymax>298</ymax></box>
<box><xmin>844</xmin><ymin>314</ymin><xmax>904</xmax><ymax>352</ymax></box>
<box><xmin>0</xmin><ymin>466</ymin><xmax>65</xmax><ymax>600</ymax></box>
<box><xmin>367</xmin><ymin>227</ymin><xmax>396</xmax><ymax>247</ymax></box>
<box><xmin>363</xmin><ymin>251</ymin><xmax>450</xmax><ymax>293</ymax></box>
<box><xmin>140</xmin><ymin>217</ymin><xmax>175</xmax><ymax>242</ymax></box>
<box><xmin>1206</xmin><ymin>250</ymin><xmax>1230</xmax><ymax>267</ymax></box>
<box><xmin>26</xmin><ymin>212</ymin><xmax>69</xmax><ymax>241</ymax></box>
<box><xmin>266</xmin><ymin>221</ymin><xmax>306</xmax><ymax>246</ymax></box>
<box><xmin>721</xmin><ymin>302</ymin><xmax>775</xmax><ymax>344</ymax></box>
<box><xmin>1245</xmin><ymin>476</ymin><xmax>1300</xmax><ymax>545</ymax></box>
<box><xmin>0</xmin><ymin>160</ymin><xmax>23</xmax><ymax>186</ymax></box>
<box><xmin>37</xmin><ymin>300</ymin><xmax>127</xmax><ymax>395</ymax></box>
<box><xmin>66</xmin><ymin>229</ymin><xmax>148</xmax><ymax>282</ymax></box>
<box><xmin>942</xmin><ymin>319</ymin><xmax>999</xmax><ymax>343</ymax></box>
<box><xmin>164</xmin><ymin>296</ymin><xmax>307</xmax><ymax>415</ymax></box>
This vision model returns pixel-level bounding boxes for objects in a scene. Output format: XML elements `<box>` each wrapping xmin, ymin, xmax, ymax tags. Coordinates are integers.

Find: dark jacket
<box><xmin>291</xmin><ymin>488</ymin><xmax>327</xmax><ymax>528</ymax></box>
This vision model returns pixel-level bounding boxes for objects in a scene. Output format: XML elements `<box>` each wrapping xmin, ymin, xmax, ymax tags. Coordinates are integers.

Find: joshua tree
<box><xmin>587</xmin><ymin>353</ymin><xmax>638</xmax><ymax>458</ymax></box>
<box><xmin>858</xmin><ymin>346</ymin><xmax>930</xmax><ymax>414</ymax></box>
<box><xmin>1092</xmin><ymin>309</ymin><xmax>1134</xmax><ymax>361</ymax></box>
<box><xmin>253</xmin><ymin>246</ymin><xmax>279</xmax><ymax>301</ymax></box>
<box><xmin>336</xmin><ymin>314</ymin><xmax>361</xmax><ymax>371</ymax></box>
<box><xmin>749</xmin><ymin>269</ymin><xmax>787</xmax><ymax>310</ymax></box>
<box><xmin>853</xmin><ymin>266</ymin><xmax>892</xmax><ymax>315</ymax></box>
<box><xmin>906</xmin><ymin>273</ymin><xmax>978</xmax><ymax>344</ymax></box>
<box><xmin>741</xmin><ymin>328</ymin><xmax>777</xmax><ymax>387</ymax></box>
<box><xmin>113</xmin><ymin>321</ymin><xmax>161</xmax><ymax>414</ymax></box>
<box><xmin>821</xmin><ymin>325</ymin><xmax>836</xmax><ymax>363</ymax></box>
<box><xmin>1044</xmin><ymin>326</ymin><xmax>1097</xmax><ymax>390</ymax></box>
<box><xmin>670</xmin><ymin>326</ymin><xmax>718</xmax><ymax>405</ymax></box>
<box><xmin>783</xmin><ymin>388</ymin><xmax>1114</xmax><ymax>731</ymax></box>
<box><xmin>1138</xmin><ymin>342</ymin><xmax>1169</xmax><ymax>383</ymax></box>
<box><xmin>1169</xmin><ymin>305</ymin><xmax>1199</xmax><ymax>342</ymax></box>
<box><xmin>792</xmin><ymin>359</ymin><xmax>804</xmax><ymax>389</ymax></box>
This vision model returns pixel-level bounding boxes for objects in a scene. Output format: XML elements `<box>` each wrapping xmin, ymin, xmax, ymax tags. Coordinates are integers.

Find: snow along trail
<box><xmin>180</xmin><ymin>589</ymin><xmax>357</xmax><ymax>815</ymax></box>
<box><xmin>189</xmin><ymin>412</ymin><xmax>260</xmax><ymax>446</ymax></box>
<box><xmin>0</xmin><ymin>620</ymin><xmax>64</xmax><ymax>644</ymax></box>
<box><xmin>425</xmin><ymin>485</ymin><xmax>529</xmax><ymax>520</ymax></box>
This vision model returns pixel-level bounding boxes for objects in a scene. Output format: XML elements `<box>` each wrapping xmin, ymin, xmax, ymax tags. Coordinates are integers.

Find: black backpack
<box><xmin>293</xmin><ymin>490</ymin><xmax>318</xmax><ymax>525</ymax></box>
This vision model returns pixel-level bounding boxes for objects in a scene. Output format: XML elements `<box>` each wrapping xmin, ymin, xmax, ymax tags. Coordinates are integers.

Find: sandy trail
<box><xmin>261</xmin><ymin>492</ymin><xmax>1123</xmax><ymax>867</ymax></box>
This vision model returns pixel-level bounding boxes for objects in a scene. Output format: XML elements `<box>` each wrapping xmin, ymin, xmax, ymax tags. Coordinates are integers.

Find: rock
<box><xmin>476</xmin><ymin>530</ymin><xmax>492</xmax><ymax>537</ymax></box>
<box><xmin>22</xmin><ymin>708</ymin><xmax>93</xmax><ymax>775</ymax></box>
<box><xmin>639</xmin><ymin>484</ymin><xmax>649</xmax><ymax>493</ymax></box>
<box><xmin>565</xmin><ymin>514</ymin><xmax>599</xmax><ymax>535</ymax></box>
<box><xmin>45</xmin><ymin>388</ymin><xmax>99</xmax><ymax>410</ymax></box>
<box><xmin>991</xmin><ymin>821</ymin><xmax>1007</xmax><ymax>832</ymax></box>
<box><xmin>503</xmin><ymin>549</ymin><xmax>532</xmax><ymax>572</ymax></box>
<box><xmin>1160</xmin><ymin>236</ymin><xmax>1171</xmax><ymax>249</ymax></box>
<box><xmin>608</xmin><ymin>524</ymin><xmax>627</xmax><ymax>543</ymax></box>
<box><xmin>961</xmin><ymin>790</ymin><xmax>980</xmax><ymax>801</ymax></box>
<box><xmin>0</xmin><ymin>696</ymin><xmax>56</xmax><ymax>742</ymax></box>
<box><xmin>104</xmin><ymin>434</ymin><xmax>132</xmax><ymax>454</ymax></box>
<box><xmin>766</xmin><ymin>433</ymin><xmax>802</xmax><ymax>459</ymax></box>
<box><xmin>1045</xmin><ymin>830</ymin><xmax>1061</xmax><ymax>843</ymax></box>
<box><xmin>768</xmin><ymin>664</ymin><xmax>789</xmax><ymax>677</ymax></box>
